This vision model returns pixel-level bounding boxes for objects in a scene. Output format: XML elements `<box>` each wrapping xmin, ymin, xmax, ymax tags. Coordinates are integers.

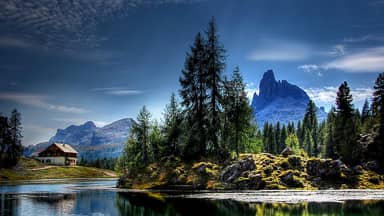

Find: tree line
<box><xmin>116</xmin><ymin>18</ymin><xmax>384</xmax><ymax>173</ymax></box>
<box><xmin>0</xmin><ymin>109</ymin><xmax>23</xmax><ymax>168</ymax></box>
<box><xmin>262</xmin><ymin>76</ymin><xmax>384</xmax><ymax>169</ymax></box>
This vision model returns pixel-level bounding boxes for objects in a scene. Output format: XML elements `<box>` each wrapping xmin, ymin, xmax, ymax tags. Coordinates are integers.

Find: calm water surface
<box><xmin>1</xmin><ymin>179</ymin><xmax>384</xmax><ymax>215</ymax></box>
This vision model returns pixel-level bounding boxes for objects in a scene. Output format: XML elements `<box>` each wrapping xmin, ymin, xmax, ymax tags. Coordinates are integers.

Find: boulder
<box><xmin>281</xmin><ymin>147</ymin><xmax>294</xmax><ymax>157</ymax></box>
<box><xmin>364</xmin><ymin>161</ymin><xmax>379</xmax><ymax>172</ymax></box>
<box><xmin>279</xmin><ymin>171</ymin><xmax>303</xmax><ymax>187</ymax></box>
<box><xmin>306</xmin><ymin>158</ymin><xmax>349</xmax><ymax>179</ymax></box>
<box><xmin>220</xmin><ymin>157</ymin><xmax>256</xmax><ymax>183</ymax></box>
<box><xmin>288</xmin><ymin>155</ymin><xmax>302</xmax><ymax>170</ymax></box>
<box><xmin>235</xmin><ymin>173</ymin><xmax>266</xmax><ymax>189</ymax></box>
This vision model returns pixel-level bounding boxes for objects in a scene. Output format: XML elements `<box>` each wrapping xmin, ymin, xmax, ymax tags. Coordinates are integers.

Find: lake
<box><xmin>1</xmin><ymin>179</ymin><xmax>384</xmax><ymax>215</ymax></box>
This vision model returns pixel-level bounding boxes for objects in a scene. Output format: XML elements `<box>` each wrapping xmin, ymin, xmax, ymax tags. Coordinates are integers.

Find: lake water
<box><xmin>1</xmin><ymin>179</ymin><xmax>384</xmax><ymax>215</ymax></box>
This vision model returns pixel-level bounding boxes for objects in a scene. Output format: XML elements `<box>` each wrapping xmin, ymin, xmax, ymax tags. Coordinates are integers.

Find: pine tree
<box><xmin>179</xmin><ymin>33</ymin><xmax>208</xmax><ymax>158</ymax></box>
<box><xmin>0</xmin><ymin>114</ymin><xmax>11</xmax><ymax>167</ymax></box>
<box><xmin>372</xmin><ymin>72</ymin><xmax>384</xmax><ymax>170</ymax></box>
<box><xmin>274</xmin><ymin>122</ymin><xmax>281</xmax><ymax>154</ymax></box>
<box><xmin>163</xmin><ymin>93</ymin><xmax>182</xmax><ymax>156</ymax></box>
<box><xmin>7</xmin><ymin>109</ymin><xmax>23</xmax><ymax>167</ymax></box>
<box><xmin>280</xmin><ymin>125</ymin><xmax>288</xmax><ymax>153</ymax></box>
<box><xmin>303</xmin><ymin>129</ymin><xmax>313</xmax><ymax>156</ymax></box>
<box><xmin>205</xmin><ymin>17</ymin><xmax>226</xmax><ymax>155</ymax></box>
<box><xmin>361</xmin><ymin>99</ymin><xmax>372</xmax><ymax>132</ymax></box>
<box><xmin>325</xmin><ymin>107</ymin><xmax>337</xmax><ymax>159</ymax></box>
<box><xmin>150</xmin><ymin>120</ymin><xmax>162</xmax><ymax>161</ymax></box>
<box><xmin>303</xmin><ymin>100</ymin><xmax>318</xmax><ymax>156</ymax></box>
<box><xmin>222</xmin><ymin>67</ymin><xmax>253</xmax><ymax>158</ymax></box>
<box><xmin>334</xmin><ymin>82</ymin><xmax>360</xmax><ymax>164</ymax></box>
<box><xmin>132</xmin><ymin>106</ymin><xmax>151</xmax><ymax>165</ymax></box>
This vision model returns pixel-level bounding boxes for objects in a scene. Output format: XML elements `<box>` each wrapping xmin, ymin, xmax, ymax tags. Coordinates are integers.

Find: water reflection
<box><xmin>1</xmin><ymin>185</ymin><xmax>384</xmax><ymax>215</ymax></box>
<box><xmin>116</xmin><ymin>192</ymin><xmax>384</xmax><ymax>216</ymax></box>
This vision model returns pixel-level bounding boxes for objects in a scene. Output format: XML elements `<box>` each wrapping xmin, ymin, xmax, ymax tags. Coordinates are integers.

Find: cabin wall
<box><xmin>36</xmin><ymin>156</ymin><xmax>77</xmax><ymax>166</ymax></box>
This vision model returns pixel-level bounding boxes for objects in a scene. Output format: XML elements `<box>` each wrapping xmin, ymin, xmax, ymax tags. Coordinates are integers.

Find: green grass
<box><xmin>0</xmin><ymin>157</ymin><xmax>117</xmax><ymax>181</ymax></box>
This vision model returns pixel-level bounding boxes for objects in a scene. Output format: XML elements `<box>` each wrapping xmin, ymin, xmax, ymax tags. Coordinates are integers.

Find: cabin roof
<box><xmin>53</xmin><ymin>143</ymin><xmax>78</xmax><ymax>154</ymax></box>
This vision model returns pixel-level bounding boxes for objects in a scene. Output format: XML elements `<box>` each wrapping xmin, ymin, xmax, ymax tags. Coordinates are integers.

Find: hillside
<box><xmin>0</xmin><ymin>157</ymin><xmax>117</xmax><ymax>181</ymax></box>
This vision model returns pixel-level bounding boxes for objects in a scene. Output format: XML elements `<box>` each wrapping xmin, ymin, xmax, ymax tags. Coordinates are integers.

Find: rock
<box><xmin>279</xmin><ymin>171</ymin><xmax>303</xmax><ymax>188</ymax></box>
<box><xmin>364</xmin><ymin>161</ymin><xmax>379</xmax><ymax>172</ymax></box>
<box><xmin>306</xmin><ymin>158</ymin><xmax>348</xmax><ymax>179</ymax></box>
<box><xmin>235</xmin><ymin>173</ymin><xmax>266</xmax><ymax>189</ymax></box>
<box><xmin>369</xmin><ymin>176</ymin><xmax>381</xmax><ymax>184</ymax></box>
<box><xmin>220</xmin><ymin>157</ymin><xmax>256</xmax><ymax>183</ymax></box>
<box><xmin>352</xmin><ymin>165</ymin><xmax>364</xmax><ymax>175</ymax></box>
<box><xmin>281</xmin><ymin>147</ymin><xmax>294</xmax><ymax>157</ymax></box>
<box><xmin>288</xmin><ymin>155</ymin><xmax>302</xmax><ymax>170</ymax></box>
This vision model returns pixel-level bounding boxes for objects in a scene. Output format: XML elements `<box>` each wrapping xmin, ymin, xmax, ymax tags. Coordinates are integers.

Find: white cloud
<box><xmin>245</xmin><ymin>83</ymin><xmax>259</xmax><ymax>99</ymax></box>
<box><xmin>91</xmin><ymin>87</ymin><xmax>144</xmax><ymax>96</ymax></box>
<box><xmin>0</xmin><ymin>92</ymin><xmax>88</xmax><ymax>114</ymax></box>
<box><xmin>298</xmin><ymin>64</ymin><xmax>323</xmax><ymax>77</ymax></box>
<box><xmin>247</xmin><ymin>40</ymin><xmax>312</xmax><ymax>61</ymax></box>
<box><xmin>325</xmin><ymin>47</ymin><xmax>384</xmax><ymax>72</ymax></box>
<box><xmin>304</xmin><ymin>87</ymin><xmax>374</xmax><ymax>109</ymax></box>
<box><xmin>330</xmin><ymin>44</ymin><xmax>345</xmax><ymax>56</ymax></box>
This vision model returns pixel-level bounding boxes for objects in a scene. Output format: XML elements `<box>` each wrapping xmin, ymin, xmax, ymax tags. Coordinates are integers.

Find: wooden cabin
<box><xmin>36</xmin><ymin>143</ymin><xmax>78</xmax><ymax>166</ymax></box>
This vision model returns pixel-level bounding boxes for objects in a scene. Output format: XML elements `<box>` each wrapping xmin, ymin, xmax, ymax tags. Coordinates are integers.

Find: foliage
<box><xmin>0</xmin><ymin>109</ymin><xmax>23</xmax><ymax>168</ymax></box>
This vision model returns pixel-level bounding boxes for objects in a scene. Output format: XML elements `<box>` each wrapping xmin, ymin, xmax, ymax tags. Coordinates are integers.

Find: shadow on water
<box><xmin>1</xmin><ymin>190</ymin><xmax>384</xmax><ymax>215</ymax></box>
<box><xmin>115</xmin><ymin>192</ymin><xmax>384</xmax><ymax>216</ymax></box>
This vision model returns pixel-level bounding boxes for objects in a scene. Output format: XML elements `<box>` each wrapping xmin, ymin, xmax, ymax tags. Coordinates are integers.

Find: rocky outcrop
<box><xmin>306</xmin><ymin>159</ymin><xmax>350</xmax><ymax>179</ymax></box>
<box><xmin>220</xmin><ymin>157</ymin><xmax>256</xmax><ymax>183</ymax></box>
<box><xmin>251</xmin><ymin>70</ymin><xmax>327</xmax><ymax>125</ymax></box>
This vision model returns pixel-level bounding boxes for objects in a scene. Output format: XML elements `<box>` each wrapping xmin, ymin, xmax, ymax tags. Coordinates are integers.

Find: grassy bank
<box><xmin>0</xmin><ymin>157</ymin><xmax>117</xmax><ymax>181</ymax></box>
<box><xmin>118</xmin><ymin>153</ymin><xmax>384</xmax><ymax>190</ymax></box>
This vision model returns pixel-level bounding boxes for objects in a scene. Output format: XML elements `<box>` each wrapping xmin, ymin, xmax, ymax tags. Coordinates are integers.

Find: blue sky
<box><xmin>0</xmin><ymin>0</ymin><xmax>383</xmax><ymax>145</ymax></box>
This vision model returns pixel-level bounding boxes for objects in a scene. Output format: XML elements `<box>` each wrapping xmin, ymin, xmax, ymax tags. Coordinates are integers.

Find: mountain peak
<box><xmin>251</xmin><ymin>70</ymin><xmax>325</xmax><ymax>125</ymax></box>
<box><xmin>82</xmin><ymin>121</ymin><xmax>97</xmax><ymax>129</ymax></box>
<box><xmin>261</xmin><ymin>69</ymin><xmax>276</xmax><ymax>84</ymax></box>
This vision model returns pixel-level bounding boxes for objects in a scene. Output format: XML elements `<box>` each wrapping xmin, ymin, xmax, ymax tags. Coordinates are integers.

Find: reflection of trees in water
<box><xmin>0</xmin><ymin>194</ymin><xmax>19</xmax><ymax>216</ymax></box>
<box><xmin>115</xmin><ymin>192</ymin><xmax>384</xmax><ymax>216</ymax></box>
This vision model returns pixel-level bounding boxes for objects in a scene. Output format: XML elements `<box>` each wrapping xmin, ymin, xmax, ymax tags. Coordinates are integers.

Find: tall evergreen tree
<box><xmin>325</xmin><ymin>107</ymin><xmax>337</xmax><ymax>158</ymax></box>
<box><xmin>222</xmin><ymin>67</ymin><xmax>253</xmax><ymax>158</ymax></box>
<box><xmin>361</xmin><ymin>99</ymin><xmax>371</xmax><ymax>129</ymax></box>
<box><xmin>8</xmin><ymin>109</ymin><xmax>23</xmax><ymax>167</ymax></box>
<box><xmin>205</xmin><ymin>17</ymin><xmax>226</xmax><ymax>154</ymax></box>
<box><xmin>303</xmin><ymin>100</ymin><xmax>318</xmax><ymax>156</ymax></box>
<box><xmin>275</xmin><ymin>122</ymin><xmax>281</xmax><ymax>153</ymax></box>
<box><xmin>372</xmin><ymin>72</ymin><xmax>384</xmax><ymax>170</ymax></box>
<box><xmin>179</xmin><ymin>33</ymin><xmax>207</xmax><ymax>158</ymax></box>
<box><xmin>132</xmin><ymin>106</ymin><xmax>151</xmax><ymax>165</ymax></box>
<box><xmin>163</xmin><ymin>93</ymin><xmax>182</xmax><ymax>156</ymax></box>
<box><xmin>280</xmin><ymin>125</ymin><xmax>288</xmax><ymax>153</ymax></box>
<box><xmin>334</xmin><ymin>82</ymin><xmax>360</xmax><ymax>164</ymax></box>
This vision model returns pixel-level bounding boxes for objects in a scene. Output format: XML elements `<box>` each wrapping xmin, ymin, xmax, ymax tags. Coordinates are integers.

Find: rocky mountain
<box><xmin>24</xmin><ymin>118</ymin><xmax>134</xmax><ymax>161</ymax></box>
<box><xmin>251</xmin><ymin>70</ymin><xmax>327</xmax><ymax>126</ymax></box>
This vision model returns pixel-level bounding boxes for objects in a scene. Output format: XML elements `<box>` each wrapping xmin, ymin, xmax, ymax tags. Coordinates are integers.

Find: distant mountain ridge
<box><xmin>24</xmin><ymin>118</ymin><xmax>133</xmax><ymax>160</ymax></box>
<box><xmin>251</xmin><ymin>70</ymin><xmax>327</xmax><ymax>125</ymax></box>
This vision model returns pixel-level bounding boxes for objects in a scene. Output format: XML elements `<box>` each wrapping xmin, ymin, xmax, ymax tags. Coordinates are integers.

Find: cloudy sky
<box><xmin>0</xmin><ymin>0</ymin><xmax>383</xmax><ymax>145</ymax></box>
